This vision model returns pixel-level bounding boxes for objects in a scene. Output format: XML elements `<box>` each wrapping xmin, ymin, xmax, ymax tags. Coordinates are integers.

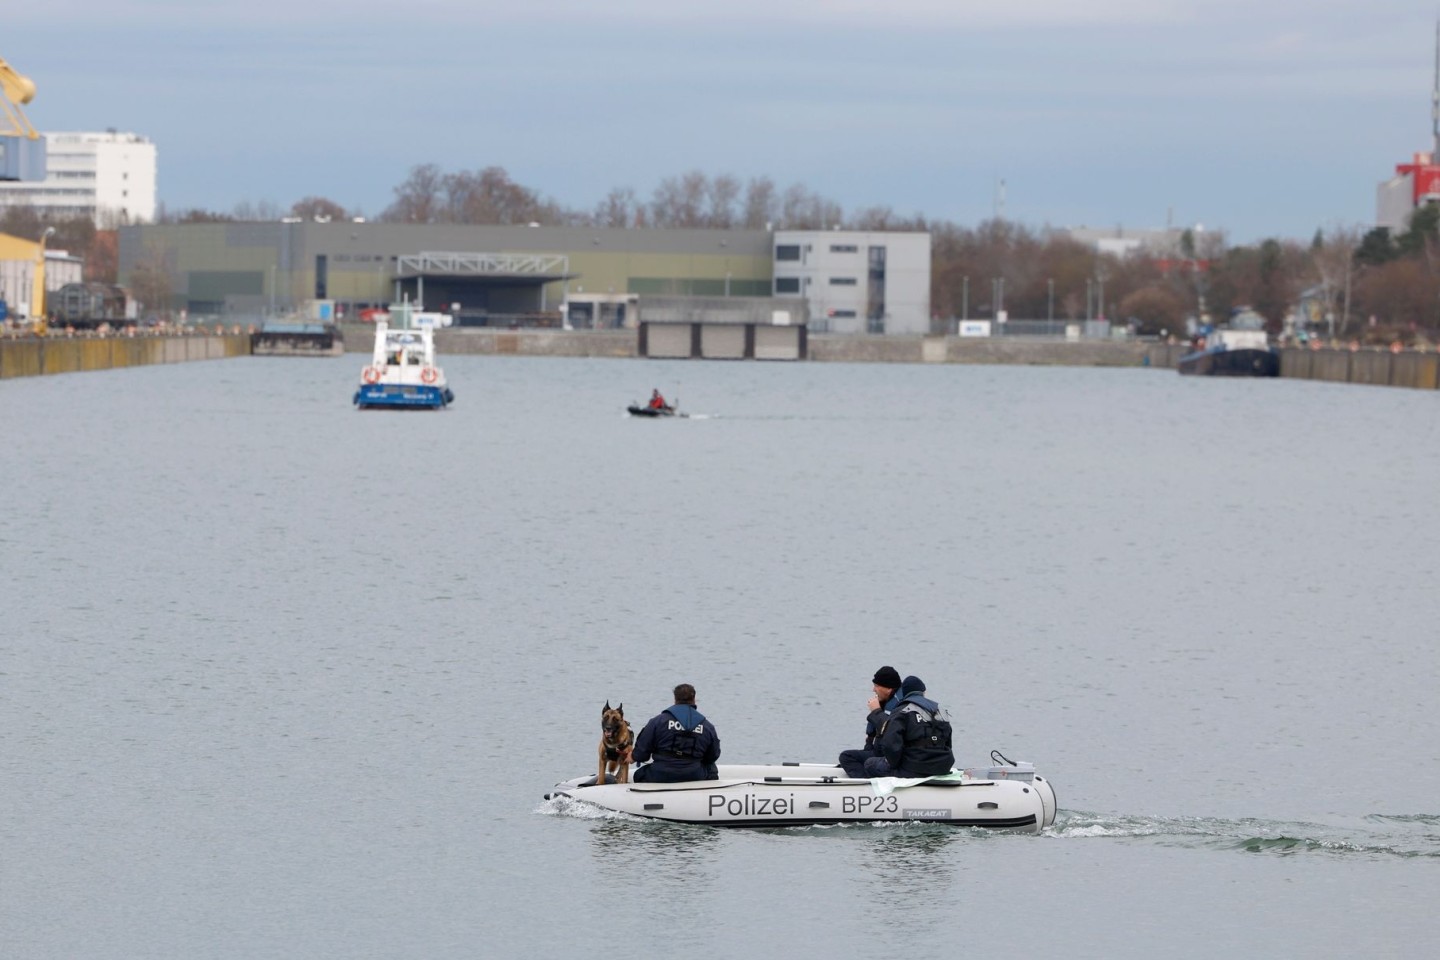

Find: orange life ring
<box><xmin>421</xmin><ymin>366</ymin><xmax>438</xmax><ymax>384</ymax></box>
<box><xmin>362</xmin><ymin>366</ymin><xmax>381</xmax><ymax>384</ymax></box>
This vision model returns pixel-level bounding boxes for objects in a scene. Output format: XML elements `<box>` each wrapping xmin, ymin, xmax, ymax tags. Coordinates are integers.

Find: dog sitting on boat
<box><xmin>598</xmin><ymin>701</ymin><xmax>635</xmax><ymax>785</ymax></box>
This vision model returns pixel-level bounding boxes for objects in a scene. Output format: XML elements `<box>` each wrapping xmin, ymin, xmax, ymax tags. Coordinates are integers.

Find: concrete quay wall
<box><xmin>339</xmin><ymin>324</ymin><xmax>636</xmax><ymax>359</ymax></box>
<box><xmin>812</xmin><ymin>334</ymin><xmax>1149</xmax><ymax>366</ymax></box>
<box><xmin>1146</xmin><ymin>341</ymin><xmax>1440</xmax><ymax>390</ymax></box>
<box><xmin>0</xmin><ymin>334</ymin><xmax>250</xmax><ymax>380</ymax></box>
<box><xmin>340</xmin><ymin>324</ymin><xmax>1154</xmax><ymax>367</ymax></box>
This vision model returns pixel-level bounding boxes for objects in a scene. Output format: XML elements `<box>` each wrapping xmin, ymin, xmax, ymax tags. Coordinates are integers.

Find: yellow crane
<box><xmin>1</xmin><ymin>53</ymin><xmax>46</xmax><ymax>181</ymax></box>
<box><xmin>0</xmin><ymin>54</ymin><xmax>39</xmax><ymax>139</ymax></box>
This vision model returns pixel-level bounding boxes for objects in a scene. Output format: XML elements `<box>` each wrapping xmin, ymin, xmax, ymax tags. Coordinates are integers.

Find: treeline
<box><xmin>7</xmin><ymin>164</ymin><xmax>1440</xmax><ymax>340</ymax></box>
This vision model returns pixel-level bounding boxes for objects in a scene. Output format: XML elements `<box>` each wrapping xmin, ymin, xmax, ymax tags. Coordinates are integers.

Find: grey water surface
<box><xmin>2</xmin><ymin>355</ymin><xmax>1437</xmax><ymax>960</ymax></box>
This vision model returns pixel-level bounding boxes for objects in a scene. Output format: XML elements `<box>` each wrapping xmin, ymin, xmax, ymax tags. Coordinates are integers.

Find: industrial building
<box><xmin>0</xmin><ymin>231</ymin><xmax>83</xmax><ymax>321</ymax></box>
<box><xmin>1376</xmin><ymin>151</ymin><xmax>1440</xmax><ymax>232</ymax></box>
<box><xmin>0</xmin><ymin>130</ymin><xmax>157</xmax><ymax>225</ymax></box>
<box><xmin>116</xmin><ymin>221</ymin><xmax>932</xmax><ymax>336</ymax></box>
<box><xmin>773</xmin><ymin>229</ymin><xmax>930</xmax><ymax>334</ymax></box>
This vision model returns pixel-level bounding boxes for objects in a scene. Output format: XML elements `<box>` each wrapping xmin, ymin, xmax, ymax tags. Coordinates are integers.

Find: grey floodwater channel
<box><xmin>3</xmin><ymin>355</ymin><xmax>1437</xmax><ymax>959</ymax></box>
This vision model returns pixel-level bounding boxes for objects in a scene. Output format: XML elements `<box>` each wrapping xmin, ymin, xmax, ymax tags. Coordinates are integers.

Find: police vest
<box><xmin>897</xmin><ymin>703</ymin><xmax>952</xmax><ymax>747</ymax></box>
<box><xmin>664</xmin><ymin>715</ymin><xmax>706</xmax><ymax>758</ymax></box>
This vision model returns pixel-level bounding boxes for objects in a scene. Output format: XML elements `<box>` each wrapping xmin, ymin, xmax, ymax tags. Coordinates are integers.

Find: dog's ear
<box><xmin>617</xmin><ymin>703</ymin><xmax>623</xmax><ymax>715</ymax></box>
<box><xmin>603</xmin><ymin>700</ymin><xmax>611</xmax><ymax>713</ymax></box>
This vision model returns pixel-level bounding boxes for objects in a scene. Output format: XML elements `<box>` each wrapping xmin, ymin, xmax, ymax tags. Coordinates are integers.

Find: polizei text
<box><xmin>708</xmin><ymin>793</ymin><xmax>796</xmax><ymax>817</ymax></box>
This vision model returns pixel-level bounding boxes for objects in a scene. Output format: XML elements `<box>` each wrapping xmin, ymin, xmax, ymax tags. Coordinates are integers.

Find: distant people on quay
<box><xmin>838</xmin><ymin>665</ymin><xmax>902</xmax><ymax>777</ymax></box>
<box><xmin>632</xmin><ymin>683</ymin><xmax>721</xmax><ymax>782</ymax></box>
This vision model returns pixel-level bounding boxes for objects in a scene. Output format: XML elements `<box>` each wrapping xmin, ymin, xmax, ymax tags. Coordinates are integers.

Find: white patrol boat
<box><xmin>546</xmin><ymin>756</ymin><xmax>1057</xmax><ymax>831</ymax></box>
<box><xmin>353</xmin><ymin>304</ymin><xmax>455</xmax><ymax>410</ymax></box>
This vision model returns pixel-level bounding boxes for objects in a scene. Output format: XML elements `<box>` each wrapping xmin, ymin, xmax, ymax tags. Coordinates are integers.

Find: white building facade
<box><xmin>0</xmin><ymin>131</ymin><xmax>157</xmax><ymax>225</ymax></box>
<box><xmin>772</xmin><ymin>230</ymin><xmax>931</xmax><ymax>334</ymax></box>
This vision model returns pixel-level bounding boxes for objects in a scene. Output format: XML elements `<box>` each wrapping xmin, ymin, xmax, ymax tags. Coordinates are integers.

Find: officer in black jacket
<box><xmin>863</xmin><ymin>676</ymin><xmax>955</xmax><ymax>778</ymax></box>
<box><xmin>632</xmin><ymin>683</ymin><xmax>721</xmax><ymax>782</ymax></box>
<box><xmin>838</xmin><ymin>665</ymin><xmax>903</xmax><ymax>777</ymax></box>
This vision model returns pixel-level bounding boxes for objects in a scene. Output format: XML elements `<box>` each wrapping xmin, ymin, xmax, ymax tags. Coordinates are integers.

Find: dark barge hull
<box><xmin>251</xmin><ymin>324</ymin><xmax>345</xmax><ymax>357</ymax></box>
<box><xmin>1177</xmin><ymin>348</ymin><xmax>1279</xmax><ymax>377</ymax></box>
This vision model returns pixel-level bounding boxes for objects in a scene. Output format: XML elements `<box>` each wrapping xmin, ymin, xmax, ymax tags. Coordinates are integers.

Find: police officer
<box><xmin>838</xmin><ymin>665</ymin><xmax>903</xmax><ymax>777</ymax></box>
<box><xmin>632</xmin><ymin>683</ymin><xmax>721</xmax><ymax>782</ymax></box>
<box><xmin>864</xmin><ymin>675</ymin><xmax>955</xmax><ymax>778</ymax></box>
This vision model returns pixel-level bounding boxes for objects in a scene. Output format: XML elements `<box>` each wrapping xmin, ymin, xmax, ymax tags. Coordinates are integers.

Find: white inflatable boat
<box><xmin>547</xmin><ymin>759</ymin><xmax>1057</xmax><ymax>831</ymax></box>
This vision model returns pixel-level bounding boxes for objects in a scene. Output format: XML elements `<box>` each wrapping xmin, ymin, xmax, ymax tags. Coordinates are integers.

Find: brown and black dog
<box><xmin>598</xmin><ymin>701</ymin><xmax>635</xmax><ymax>785</ymax></box>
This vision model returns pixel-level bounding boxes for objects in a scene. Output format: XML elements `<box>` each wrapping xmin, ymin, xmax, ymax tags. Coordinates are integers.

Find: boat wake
<box><xmin>539</xmin><ymin>797</ymin><xmax>1440</xmax><ymax>858</ymax></box>
<box><xmin>537</xmin><ymin>794</ymin><xmax>646</xmax><ymax>822</ymax></box>
<box><xmin>1052</xmin><ymin>810</ymin><xmax>1440</xmax><ymax>859</ymax></box>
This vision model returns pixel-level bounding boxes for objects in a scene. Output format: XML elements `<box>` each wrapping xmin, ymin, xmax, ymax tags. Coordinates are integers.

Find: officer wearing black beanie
<box><xmin>838</xmin><ymin>666</ymin><xmax>903</xmax><ymax>777</ymax></box>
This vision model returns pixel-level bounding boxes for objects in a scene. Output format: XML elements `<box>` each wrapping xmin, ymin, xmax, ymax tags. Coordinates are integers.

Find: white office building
<box><xmin>0</xmin><ymin>130</ymin><xmax>157</xmax><ymax>226</ymax></box>
<box><xmin>771</xmin><ymin>230</ymin><xmax>931</xmax><ymax>334</ymax></box>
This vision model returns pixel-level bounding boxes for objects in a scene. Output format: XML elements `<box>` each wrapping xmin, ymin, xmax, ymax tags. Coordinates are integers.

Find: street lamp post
<box><xmin>1086</xmin><ymin>278</ymin><xmax>1093</xmax><ymax>321</ymax></box>
<box><xmin>962</xmin><ymin>276</ymin><xmax>969</xmax><ymax>323</ymax></box>
<box><xmin>1047</xmin><ymin>278</ymin><xmax>1054</xmax><ymax>323</ymax></box>
<box><xmin>33</xmin><ymin>226</ymin><xmax>56</xmax><ymax>324</ymax></box>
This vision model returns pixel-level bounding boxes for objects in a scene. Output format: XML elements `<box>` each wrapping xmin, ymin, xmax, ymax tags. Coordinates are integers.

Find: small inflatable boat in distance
<box><xmin>627</xmin><ymin>402</ymin><xmax>681</xmax><ymax>418</ymax></box>
<box><xmin>547</xmin><ymin>759</ymin><xmax>1056</xmax><ymax>830</ymax></box>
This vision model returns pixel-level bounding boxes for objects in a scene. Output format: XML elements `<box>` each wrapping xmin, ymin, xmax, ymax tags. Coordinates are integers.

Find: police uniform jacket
<box><xmin>877</xmin><ymin>692</ymin><xmax>955</xmax><ymax>777</ymax></box>
<box><xmin>633</xmin><ymin>704</ymin><xmax>721</xmax><ymax>781</ymax></box>
<box><xmin>863</xmin><ymin>691</ymin><xmax>902</xmax><ymax>749</ymax></box>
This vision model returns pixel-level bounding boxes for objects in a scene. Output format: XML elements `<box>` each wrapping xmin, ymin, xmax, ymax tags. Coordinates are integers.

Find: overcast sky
<box><xmin>11</xmin><ymin>2</ymin><xmax>1440</xmax><ymax>242</ymax></box>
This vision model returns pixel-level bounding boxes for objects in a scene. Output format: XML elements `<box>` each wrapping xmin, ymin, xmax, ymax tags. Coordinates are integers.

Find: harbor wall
<box><xmin>337</xmin><ymin>324</ymin><xmax>1440</xmax><ymax>388</ymax></box>
<box><xmin>337</xmin><ymin>324</ymin><xmax>1150</xmax><ymax>366</ymax></box>
<box><xmin>8</xmin><ymin>325</ymin><xmax>1436</xmax><ymax>392</ymax></box>
<box><xmin>0</xmin><ymin>333</ymin><xmax>250</xmax><ymax>380</ymax></box>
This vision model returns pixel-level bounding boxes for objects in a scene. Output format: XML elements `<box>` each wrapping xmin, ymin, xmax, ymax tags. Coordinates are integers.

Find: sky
<box><xmin>10</xmin><ymin>1</ymin><xmax>1440</xmax><ymax>243</ymax></box>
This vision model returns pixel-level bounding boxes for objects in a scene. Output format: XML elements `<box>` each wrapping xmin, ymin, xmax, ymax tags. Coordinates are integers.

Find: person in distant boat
<box><xmin>838</xmin><ymin>665</ymin><xmax>903</xmax><ymax>777</ymax></box>
<box><xmin>863</xmin><ymin>675</ymin><xmax>955</xmax><ymax>779</ymax></box>
<box><xmin>632</xmin><ymin>683</ymin><xmax>721</xmax><ymax>782</ymax></box>
<box><xmin>648</xmin><ymin>388</ymin><xmax>669</xmax><ymax>411</ymax></box>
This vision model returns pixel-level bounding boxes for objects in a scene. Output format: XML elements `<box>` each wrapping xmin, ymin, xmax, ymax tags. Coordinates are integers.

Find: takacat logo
<box><xmin>708</xmin><ymin>794</ymin><xmax>795</xmax><ymax>816</ymax></box>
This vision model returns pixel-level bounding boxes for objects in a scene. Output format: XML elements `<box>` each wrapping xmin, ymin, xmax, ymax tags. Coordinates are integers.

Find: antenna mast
<box><xmin>1432</xmin><ymin>19</ymin><xmax>1439</xmax><ymax>158</ymax></box>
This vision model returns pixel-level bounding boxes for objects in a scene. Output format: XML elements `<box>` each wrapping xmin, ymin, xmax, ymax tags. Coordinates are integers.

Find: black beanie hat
<box><xmin>901</xmin><ymin>675</ymin><xmax>926</xmax><ymax>696</ymax></box>
<box><xmin>872</xmin><ymin>666</ymin><xmax>902</xmax><ymax>689</ymax></box>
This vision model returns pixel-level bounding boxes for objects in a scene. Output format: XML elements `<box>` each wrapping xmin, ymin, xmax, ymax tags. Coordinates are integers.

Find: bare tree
<box><xmin>382</xmin><ymin>163</ymin><xmax>446</xmax><ymax>223</ymax></box>
<box><xmin>650</xmin><ymin>171</ymin><xmax>708</xmax><ymax>227</ymax></box>
<box><xmin>1353</xmin><ymin>257</ymin><xmax>1440</xmax><ymax>335</ymax></box>
<box><xmin>127</xmin><ymin>245</ymin><xmax>174</xmax><ymax>318</ymax></box>
<box><xmin>450</xmin><ymin>167</ymin><xmax>554</xmax><ymax>224</ymax></box>
<box><xmin>290</xmin><ymin>196</ymin><xmax>348</xmax><ymax>221</ymax></box>
<box><xmin>706</xmin><ymin>174</ymin><xmax>740</xmax><ymax>228</ymax></box>
<box><xmin>595</xmin><ymin>187</ymin><xmax>638</xmax><ymax>227</ymax></box>
<box><xmin>1118</xmin><ymin>284</ymin><xmax>1188</xmax><ymax>336</ymax></box>
<box><xmin>779</xmin><ymin>183</ymin><xmax>842</xmax><ymax>230</ymax></box>
<box><xmin>231</xmin><ymin>199</ymin><xmax>283</xmax><ymax>221</ymax></box>
<box><xmin>742</xmin><ymin>176</ymin><xmax>778</xmax><ymax>229</ymax></box>
<box><xmin>1310</xmin><ymin>224</ymin><xmax>1361</xmax><ymax>337</ymax></box>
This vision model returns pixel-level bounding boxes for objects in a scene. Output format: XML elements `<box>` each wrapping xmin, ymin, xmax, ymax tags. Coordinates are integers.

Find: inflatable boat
<box><xmin>546</xmin><ymin>759</ymin><xmax>1056</xmax><ymax>831</ymax></box>
<box><xmin>627</xmin><ymin>404</ymin><xmax>681</xmax><ymax>418</ymax></box>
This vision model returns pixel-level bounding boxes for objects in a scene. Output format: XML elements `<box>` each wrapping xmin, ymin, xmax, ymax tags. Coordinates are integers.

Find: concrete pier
<box><xmin>0</xmin><ymin>333</ymin><xmax>250</xmax><ymax>379</ymax></box>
